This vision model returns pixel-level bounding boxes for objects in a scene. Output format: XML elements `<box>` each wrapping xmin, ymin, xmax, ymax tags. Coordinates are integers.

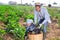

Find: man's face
<box><xmin>35</xmin><ymin>5</ymin><xmax>41</xmax><ymax>12</ymax></box>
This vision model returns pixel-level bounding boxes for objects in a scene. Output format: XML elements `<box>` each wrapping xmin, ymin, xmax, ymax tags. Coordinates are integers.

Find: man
<box><xmin>34</xmin><ymin>2</ymin><xmax>51</xmax><ymax>40</ymax></box>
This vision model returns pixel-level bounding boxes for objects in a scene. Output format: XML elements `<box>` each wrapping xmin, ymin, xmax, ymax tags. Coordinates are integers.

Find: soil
<box><xmin>3</xmin><ymin>33</ymin><xmax>14</xmax><ymax>40</ymax></box>
<box><xmin>46</xmin><ymin>22</ymin><xmax>60</xmax><ymax>40</ymax></box>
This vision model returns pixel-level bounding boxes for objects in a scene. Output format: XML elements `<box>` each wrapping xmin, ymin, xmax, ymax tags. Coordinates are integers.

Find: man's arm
<box><xmin>42</xmin><ymin>8</ymin><xmax>51</xmax><ymax>24</ymax></box>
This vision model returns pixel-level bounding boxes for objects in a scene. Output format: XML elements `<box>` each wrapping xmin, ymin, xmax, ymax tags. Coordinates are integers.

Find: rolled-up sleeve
<box><xmin>42</xmin><ymin>8</ymin><xmax>51</xmax><ymax>24</ymax></box>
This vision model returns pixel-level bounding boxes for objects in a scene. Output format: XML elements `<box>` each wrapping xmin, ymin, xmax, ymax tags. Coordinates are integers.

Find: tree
<box><xmin>25</xmin><ymin>3</ymin><xmax>29</xmax><ymax>6</ymax></box>
<box><xmin>48</xmin><ymin>4</ymin><xmax>52</xmax><ymax>7</ymax></box>
<box><xmin>53</xmin><ymin>2</ymin><xmax>57</xmax><ymax>5</ymax></box>
<box><xmin>9</xmin><ymin>1</ymin><xmax>17</xmax><ymax>5</ymax></box>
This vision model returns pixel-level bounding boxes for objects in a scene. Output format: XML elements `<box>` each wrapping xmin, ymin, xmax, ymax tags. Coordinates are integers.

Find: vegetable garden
<box><xmin>0</xmin><ymin>5</ymin><xmax>60</xmax><ymax>40</ymax></box>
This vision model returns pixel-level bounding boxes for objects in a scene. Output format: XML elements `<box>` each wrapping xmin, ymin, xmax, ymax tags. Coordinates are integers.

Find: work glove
<box><xmin>38</xmin><ymin>24</ymin><xmax>43</xmax><ymax>28</ymax></box>
<box><xmin>40</xmin><ymin>24</ymin><xmax>43</xmax><ymax>27</ymax></box>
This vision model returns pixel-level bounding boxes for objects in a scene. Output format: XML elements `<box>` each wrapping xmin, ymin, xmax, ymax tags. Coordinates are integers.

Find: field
<box><xmin>0</xmin><ymin>5</ymin><xmax>60</xmax><ymax>40</ymax></box>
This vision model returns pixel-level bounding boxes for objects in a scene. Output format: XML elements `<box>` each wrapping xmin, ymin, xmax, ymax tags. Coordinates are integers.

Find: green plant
<box><xmin>0</xmin><ymin>5</ymin><xmax>26</xmax><ymax>40</ymax></box>
<box><xmin>11</xmin><ymin>25</ymin><xmax>26</xmax><ymax>40</ymax></box>
<box><xmin>0</xmin><ymin>29</ymin><xmax>6</xmax><ymax>40</ymax></box>
<box><xmin>25</xmin><ymin>14</ymin><xmax>34</xmax><ymax>21</ymax></box>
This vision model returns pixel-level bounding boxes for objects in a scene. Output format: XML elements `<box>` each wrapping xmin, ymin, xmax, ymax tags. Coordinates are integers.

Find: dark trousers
<box><xmin>39</xmin><ymin>18</ymin><xmax>48</xmax><ymax>40</ymax></box>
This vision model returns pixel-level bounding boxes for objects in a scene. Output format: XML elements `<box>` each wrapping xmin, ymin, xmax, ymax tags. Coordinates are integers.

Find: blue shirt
<box><xmin>34</xmin><ymin>7</ymin><xmax>51</xmax><ymax>24</ymax></box>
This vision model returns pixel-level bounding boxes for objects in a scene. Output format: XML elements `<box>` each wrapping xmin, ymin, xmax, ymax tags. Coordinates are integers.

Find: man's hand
<box><xmin>40</xmin><ymin>24</ymin><xmax>43</xmax><ymax>27</ymax></box>
<box><xmin>38</xmin><ymin>24</ymin><xmax>43</xmax><ymax>28</ymax></box>
<box><xmin>48</xmin><ymin>20</ymin><xmax>51</xmax><ymax>24</ymax></box>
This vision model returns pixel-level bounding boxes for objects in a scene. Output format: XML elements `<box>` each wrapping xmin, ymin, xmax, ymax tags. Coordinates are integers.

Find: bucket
<box><xmin>28</xmin><ymin>33</ymin><xmax>43</xmax><ymax>40</ymax></box>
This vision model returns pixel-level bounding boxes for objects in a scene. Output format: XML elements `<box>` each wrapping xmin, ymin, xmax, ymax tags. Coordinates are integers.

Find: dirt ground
<box><xmin>46</xmin><ymin>22</ymin><xmax>60</xmax><ymax>40</ymax></box>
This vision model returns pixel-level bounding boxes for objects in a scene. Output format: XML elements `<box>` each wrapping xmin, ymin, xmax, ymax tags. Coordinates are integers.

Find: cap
<box><xmin>35</xmin><ymin>2</ymin><xmax>41</xmax><ymax>6</ymax></box>
<box><xmin>26</xmin><ymin>19</ymin><xmax>33</xmax><ymax>24</ymax></box>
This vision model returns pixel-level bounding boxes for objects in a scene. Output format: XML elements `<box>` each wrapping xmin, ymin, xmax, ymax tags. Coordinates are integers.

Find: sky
<box><xmin>0</xmin><ymin>0</ymin><xmax>60</xmax><ymax>6</ymax></box>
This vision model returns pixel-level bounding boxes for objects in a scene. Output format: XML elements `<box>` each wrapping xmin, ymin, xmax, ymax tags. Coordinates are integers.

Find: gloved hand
<box><xmin>40</xmin><ymin>24</ymin><xmax>43</xmax><ymax>27</ymax></box>
<box><xmin>38</xmin><ymin>24</ymin><xmax>43</xmax><ymax>28</ymax></box>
